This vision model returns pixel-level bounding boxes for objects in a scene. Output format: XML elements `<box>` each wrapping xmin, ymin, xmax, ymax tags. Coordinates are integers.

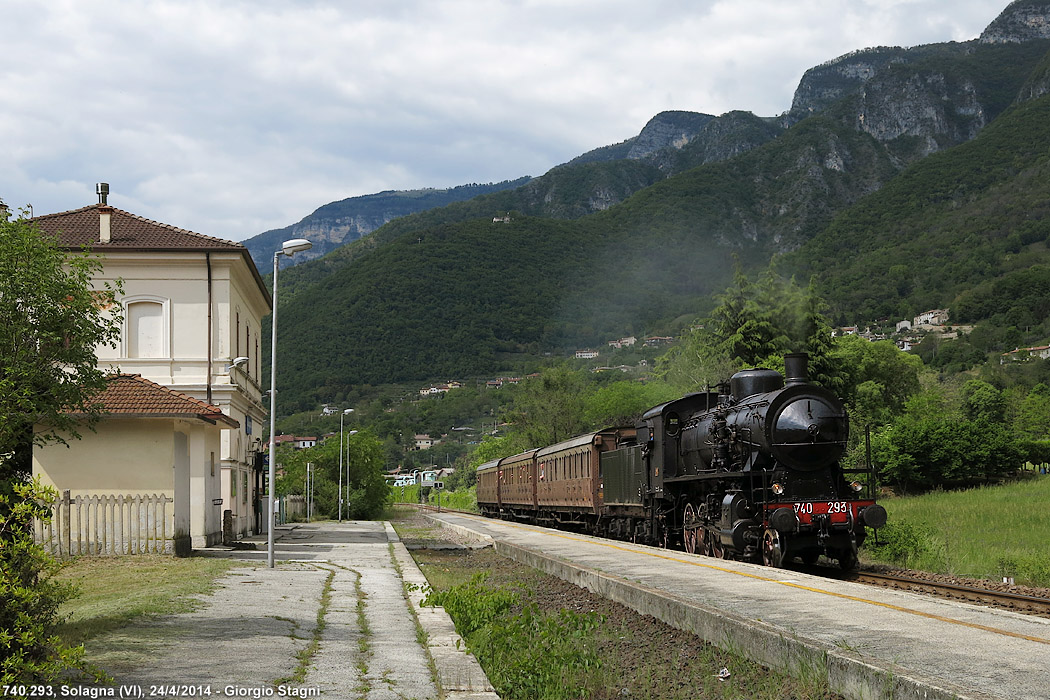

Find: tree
<box><xmin>1013</xmin><ymin>383</ymin><xmax>1050</xmax><ymax>441</ymax></box>
<box><xmin>276</xmin><ymin>431</ymin><xmax>388</xmax><ymax>520</ymax></box>
<box><xmin>0</xmin><ymin>210</ymin><xmax>122</xmax><ymax>478</ymax></box>
<box><xmin>962</xmin><ymin>379</ymin><xmax>1006</xmax><ymax>423</ymax></box>
<box><xmin>582</xmin><ymin>381</ymin><xmax>677</xmax><ymax>428</ymax></box>
<box><xmin>829</xmin><ymin>335</ymin><xmax>923</xmax><ymax>425</ymax></box>
<box><xmin>655</xmin><ymin>269</ymin><xmax>837</xmax><ymax>393</ymax></box>
<box><xmin>508</xmin><ymin>366</ymin><xmax>590</xmax><ymax>448</ymax></box>
<box><xmin>0</xmin><ymin>209</ymin><xmax>119</xmax><ymax>683</ymax></box>
<box><xmin>872</xmin><ymin>389</ymin><xmax>1023</xmax><ymax>492</ymax></box>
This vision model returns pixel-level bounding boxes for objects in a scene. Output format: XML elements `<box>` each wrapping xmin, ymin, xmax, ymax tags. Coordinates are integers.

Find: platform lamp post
<box><xmin>338</xmin><ymin>408</ymin><xmax>354</xmax><ymax>522</ymax></box>
<box><xmin>345</xmin><ymin>429</ymin><xmax>358</xmax><ymax>516</ymax></box>
<box><xmin>267</xmin><ymin>237</ymin><xmax>312</xmax><ymax>568</ymax></box>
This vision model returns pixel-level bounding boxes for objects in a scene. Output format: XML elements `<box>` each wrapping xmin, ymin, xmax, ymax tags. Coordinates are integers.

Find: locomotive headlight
<box><xmin>771</xmin><ymin>482</ymin><xmax>784</xmax><ymax>495</ymax></box>
<box><xmin>849</xmin><ymin>481</ymin><xmax>863</xmax><ymax>493</ymax></box>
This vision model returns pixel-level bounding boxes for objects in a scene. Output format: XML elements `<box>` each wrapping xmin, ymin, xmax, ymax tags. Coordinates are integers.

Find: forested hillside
<box><xmin>243</xmin><ymin>179</ymin><xmax>530</xmax><ymax>269</ymax></box>
<box><xmin>789</xmin><ymin>95</ymin><xmax>1050</xmax><ymax>324</ymax></box>
<box><xmin>270</xmin><ymin>3</ymin><xmax>1050</xmax><ymax>414</ymax></box>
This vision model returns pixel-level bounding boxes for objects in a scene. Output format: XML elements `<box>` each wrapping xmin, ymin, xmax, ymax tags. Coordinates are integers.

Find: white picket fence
<box><xmin>35</xmin><ymin>491</ymin><xmax>175</xmax><ymax>556</ymax></box>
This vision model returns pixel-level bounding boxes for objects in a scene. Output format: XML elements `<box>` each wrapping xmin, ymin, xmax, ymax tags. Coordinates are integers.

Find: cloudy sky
<box><xmin>1</xmin><ymin>0</ymin><xmax>1005</xmax><ymax>241</ymax></box>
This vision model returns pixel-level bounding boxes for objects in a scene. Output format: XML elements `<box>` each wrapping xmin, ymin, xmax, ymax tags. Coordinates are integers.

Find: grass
<box><xmin>53</xmin><ymin>555</ymin><xmax>241</xmax><ymax>645</ymax></box>
<box><xmin>864</xmin><ymin>473</ymin><xmax>1050</xmax><ymax>585</ymax></box>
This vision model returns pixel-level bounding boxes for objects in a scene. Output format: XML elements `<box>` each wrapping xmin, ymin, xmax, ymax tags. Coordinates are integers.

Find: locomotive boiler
<box><xmin>477</xmin><ymin>353</ymin><xmax>886</xmax><ymax>569</ymax></box>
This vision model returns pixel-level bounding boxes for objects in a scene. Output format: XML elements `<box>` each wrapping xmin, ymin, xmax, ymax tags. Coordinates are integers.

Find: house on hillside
<box><xmin>575</xmin><ymin>349</ymin><xmax>599</xmax><ymax>359</ymax></box>
<box><xmin>913</xmin><ymin>309</ymin><xmax>949</xmax><ymax>326</ymax></box>
<box><xmin>30</xmin><ymin>186</ymin><xmax>271</xmax><ymax>547</ymax></box>
<box><xmin>644</xmin><ymin>336</ymin><xmax>674</xmax><ymax>347</ymax></box>
<box><xmin>1001</xmin><ymin>345</ymin><xmax>1050</xmax><ymax>364</ymax></box>
<box><xmin>414</xmin><ymin>434</ymin><xmax>439</xmax><ymax>450</ymax></box>
<box><xmin>33</xmin><ymin>374</ymin><xmax>238</xmax><ymax>554</ymax></box>
<box><xmin>607</xmin><ymin>336</ymin><xmax>637</xmax><ymax>349</ymax></box>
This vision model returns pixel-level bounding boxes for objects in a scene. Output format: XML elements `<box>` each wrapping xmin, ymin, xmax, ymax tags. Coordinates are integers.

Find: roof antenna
<box><xmin>96</xmin><ymin>182</ymin><xmax>109</xmax><ymax>205</ymax></box>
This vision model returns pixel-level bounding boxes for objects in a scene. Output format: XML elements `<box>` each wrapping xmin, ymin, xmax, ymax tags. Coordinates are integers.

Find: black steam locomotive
<box><xmin>477</xmin><ymin>353</ymin><xmax>886</xmax><ymax>569</ymax></box>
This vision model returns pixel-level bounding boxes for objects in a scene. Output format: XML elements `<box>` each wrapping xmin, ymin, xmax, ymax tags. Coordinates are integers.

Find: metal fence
<box><xmin>35</xmin><ymin>491</ymin><xmax>174</xmax><ymax>556</ymax></box>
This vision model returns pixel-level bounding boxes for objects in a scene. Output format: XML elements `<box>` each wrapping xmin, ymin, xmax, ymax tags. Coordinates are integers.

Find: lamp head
<box><xmin>225</xmin><ymin>356</ymin><xmax>250</xmax><ymax>371</ymax></box>
<box><xmin>344</xmin><ymin>408</ymin><xmax>355</xmax><ymax>414</ymax></box>
<box><xmin>281</xmin><ymin>238</ymin><xmax>313</xmax><ymax>256</ymax></box>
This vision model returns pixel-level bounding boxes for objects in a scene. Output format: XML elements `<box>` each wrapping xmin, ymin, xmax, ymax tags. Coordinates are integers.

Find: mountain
<box><xmin>270</xmin><ymin>1</ymin><xmax>1050</xmax><ymax>413</ymax></box>
<box><xmin>246</xmin><ymin>110</ymin><xmax>786</xmax><ymax>271</ymax></box>
<box><xmin>242</xmin><ymin>179</ymin><xmax>530</xmax><ymax>270</ymax></box>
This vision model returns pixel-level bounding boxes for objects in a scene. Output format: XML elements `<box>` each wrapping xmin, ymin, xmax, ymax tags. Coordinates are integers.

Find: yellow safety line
<box><xmin>452</xmin><ymin>512</ymin><xmax>1050</xmax><ymax>646</ymax></box>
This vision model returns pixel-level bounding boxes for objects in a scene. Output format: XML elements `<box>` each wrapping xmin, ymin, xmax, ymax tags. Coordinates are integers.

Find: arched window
<box><xmin>124</xmin><ymin>297</ymin><xmax>170</xmax><ymax>358</ymax></box>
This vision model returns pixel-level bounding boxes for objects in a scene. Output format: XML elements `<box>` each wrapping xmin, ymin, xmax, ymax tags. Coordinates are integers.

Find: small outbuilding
<box><xmin>33</xmin><ymin>374</ymin><xmax>238</xmax><ymax>554</ymax></box>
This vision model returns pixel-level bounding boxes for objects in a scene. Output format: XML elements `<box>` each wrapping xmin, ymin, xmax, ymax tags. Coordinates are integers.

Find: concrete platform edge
<box><xmin>388</xmin><ymin>523</ymin><xmax>500</xmax><ymax>700</ymax></box>
<box><xmin>493</xmin><ymin>539</ymin><xmax>993</xmax><ymax>700</ymax></box>
<box><xmin>427</xmin><ymin>515</ymin><xmax>495</xmax><ymax>547</ymax></box>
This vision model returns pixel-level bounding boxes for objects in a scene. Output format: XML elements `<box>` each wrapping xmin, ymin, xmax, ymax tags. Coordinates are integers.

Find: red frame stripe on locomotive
<box><xmin>765</xmin><ymin>500</ymin><xmax>875</xmax><ymax>525</ymax></box>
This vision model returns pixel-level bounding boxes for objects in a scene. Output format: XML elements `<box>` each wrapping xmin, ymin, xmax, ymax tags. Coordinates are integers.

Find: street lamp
<box><xmin>338</xmin><ymin>408</ymin><xmax>354</xmax><ymax>522</ymax></box>
<box><xmin>267</xmin><ymin>238</ymin><xmax>312</xmax><ymax>568</ymax></box>
<box><xmin>345</xmin><ymin>429</ymin><xmax>358</xmax><ymax>517</ymax></box>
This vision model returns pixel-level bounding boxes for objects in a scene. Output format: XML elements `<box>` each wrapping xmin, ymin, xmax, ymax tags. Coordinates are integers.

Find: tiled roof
<box><xmin>29</xmin><ymin>202</ymin><xmax>271</xmax><ymax>309</ymax></box>
<box><xmin>31</xmin><ymin>204</ymin><xmax>243</xmax><ymax>251</ymax></box>
<box><xmin>87</xmin><ymin>374</ymin><xmax>240</xmax><ymax>428</ymax></box>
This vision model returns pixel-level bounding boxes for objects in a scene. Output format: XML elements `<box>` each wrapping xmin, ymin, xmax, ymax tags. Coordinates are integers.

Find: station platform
<box><xmin>86</xmin><ymin>520</ymin><xmax>497</xmax><ymax>700</ymax></box>
<box><xmin>425</xmin><ymin>510</ymin><xmax>1050</xmax><ymax>700</ymax></box>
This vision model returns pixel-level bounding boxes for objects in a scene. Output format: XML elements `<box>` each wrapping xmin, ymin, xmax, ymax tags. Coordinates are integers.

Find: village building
<box><xmin>913</xmin><ymin>309</ymin><xmax>950</xmax><ymax>326</ymax></box>
<box><xmin>30</xmin><ymin>188</ymin><xmax>271</xmax><ymax>547</ymax></box>
<box><xmin>643</xmin><ymin>336</ymin><xmax>674</xmax><ymax>347</ymax></box>
<box><xmin>414</xmin><ymin>434</ymin><xmax>440</xmax><ymax>450</ymax></box>
<box><xmin>1001</xmin><ymin>345</ymin><xmax>1050</xmax><ymax>364</ymax></box>
<box><xmin>607</xmin><ymin>336</ymin><xmax>637</xmax><ymax>349</ymax></box>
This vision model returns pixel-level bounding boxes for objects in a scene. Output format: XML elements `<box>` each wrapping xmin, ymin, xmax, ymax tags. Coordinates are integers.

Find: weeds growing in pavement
<box><xmin>274</xmin><ymin>567</ymin><xmax>334</xmax><ymax>685</ymax></box>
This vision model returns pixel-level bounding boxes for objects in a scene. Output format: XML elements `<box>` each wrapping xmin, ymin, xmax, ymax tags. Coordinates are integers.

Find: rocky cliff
<box><xmin>981</xmin><ymin>0</ymin><xmax>1050</xmax><ymax>43</ymax></box>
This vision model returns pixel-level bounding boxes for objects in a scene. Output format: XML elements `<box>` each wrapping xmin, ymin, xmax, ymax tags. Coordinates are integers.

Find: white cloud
<box><xmin>0</xmin><ymin>0</ymin><xmax>1003</xmax><ymax>240</ymax></box>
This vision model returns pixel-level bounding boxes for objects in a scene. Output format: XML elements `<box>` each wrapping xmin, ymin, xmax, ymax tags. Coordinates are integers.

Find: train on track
<box><xmin>476</xmin><ymin>353</ymin><xmax>886</xmax><ymax>569</ymax></box>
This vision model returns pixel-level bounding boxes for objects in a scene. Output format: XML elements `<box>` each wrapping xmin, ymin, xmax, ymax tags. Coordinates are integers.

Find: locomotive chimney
<box><xmin>784</xmin><ymin>353</ymin><xmax>809</xmax><ymax>385</ymax></box>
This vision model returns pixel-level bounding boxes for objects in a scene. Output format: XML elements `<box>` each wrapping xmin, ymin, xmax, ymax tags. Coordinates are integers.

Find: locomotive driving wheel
<box><xmin>761</xmin><ymin>528</ymin><xmax>784</xmax><ymax>568</ymax></box>
<box><xmin>682</xmin><ymin>503</ymin><xmax>700</xmax><ymax>554</ymax></box>
<box><xmin>706</xmin><ymin>528</ymin><xmax>724</xmax><ymax>559</ymax></box>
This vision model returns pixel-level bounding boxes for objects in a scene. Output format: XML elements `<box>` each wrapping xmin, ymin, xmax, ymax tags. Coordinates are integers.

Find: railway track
<box><xmin>413</xmin><ymin>506</ymin><xmax>1050</xmax><ymax>616</ymax></box>
<box><xmin>848</xmin><ymin>570</ymin><xmax>1050</xmax><ymax>616</ymax></box>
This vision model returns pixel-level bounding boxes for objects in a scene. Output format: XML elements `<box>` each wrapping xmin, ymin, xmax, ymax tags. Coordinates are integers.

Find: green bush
<box><xmin>0</xmin><ymin>478</ymin><xmax>107</xmax><ymax>684</ymax></box>
<box><xmin>863</xmin><ymin>521</ymin><xmax>934</xmax><ymax>568</ymax></box>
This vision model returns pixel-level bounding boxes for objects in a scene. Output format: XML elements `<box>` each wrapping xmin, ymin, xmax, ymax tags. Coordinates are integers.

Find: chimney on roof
<box><xmin>97</xmin><ymin>183</ymin><xmax>112</xmax><ymax>243</ymax></box>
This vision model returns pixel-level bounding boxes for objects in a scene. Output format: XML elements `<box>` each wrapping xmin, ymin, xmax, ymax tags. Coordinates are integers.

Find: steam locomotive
<box><xmin>476</xmin><ymin>353</ymin><xmax>886</xmax><ymax>569</ymax></box>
